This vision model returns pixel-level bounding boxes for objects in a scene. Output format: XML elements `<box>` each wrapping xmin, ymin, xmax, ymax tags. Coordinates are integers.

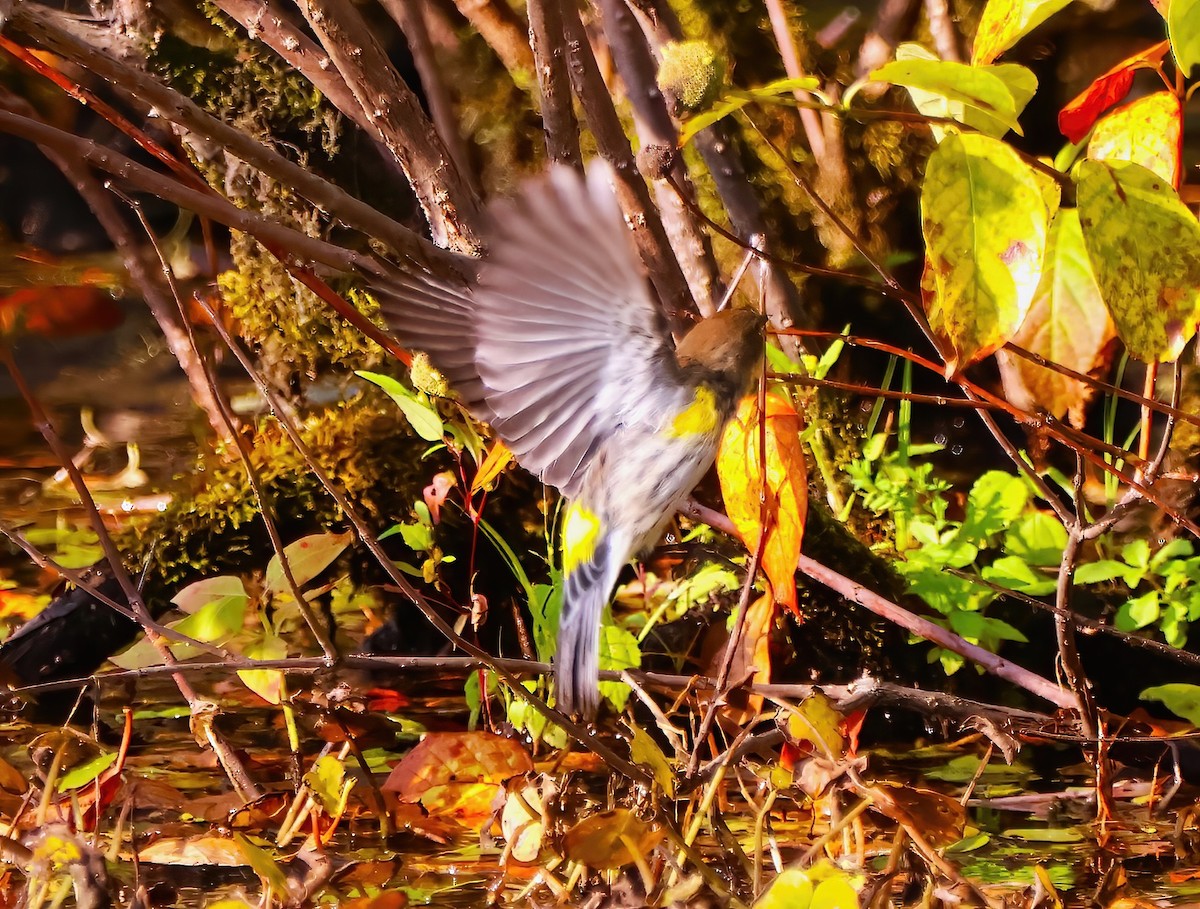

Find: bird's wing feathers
<box><xmin>378</xmin><ymin>165</ymin><xmax>681</xmax><ymax>498</ymax></box>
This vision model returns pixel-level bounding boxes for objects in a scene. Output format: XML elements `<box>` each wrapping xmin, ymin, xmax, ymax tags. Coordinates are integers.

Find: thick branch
<box><xmin>295</xmin><ymin>0</ymin><xmax>483</xmax><ymax>253</ymax></box>
<box><xmin>559</xmin><ymin>1</ymin><xmax>691</xmax><ymax>319</ymax></box>
<box><xmin>10</xmin><ymin>2</ymin><xmax>456</xmax><ymax>275</ymax></box>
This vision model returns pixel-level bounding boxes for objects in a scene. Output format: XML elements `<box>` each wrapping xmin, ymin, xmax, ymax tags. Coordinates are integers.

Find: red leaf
<box><xmin>1058</xmin><ymin>40</ymin><xmax>1171</xmax><ymax>142</ymax></box>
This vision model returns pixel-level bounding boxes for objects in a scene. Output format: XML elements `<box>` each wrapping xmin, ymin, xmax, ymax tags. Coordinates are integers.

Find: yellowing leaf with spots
<box><xmin>1088</xmin><ymin>92</ymin><xmax>1181</xmax><ymax>186</ymax></box>
<box><xmin>1076</xmin><ymin>160</ymin><xmax>1200</xmax><ymax>362</ymax></box>
<box><xmin>971</xmin><ymin>0</ymin><xmax>1073</xmax><ymax>65</ymax></box>
<box><xmin>921</xmin><ymin>133</ymin><xmax>1050</xmax><ymax>376</ymax></box>
<box><xmin>717</xmin><ymin>393</ymin><xmax>807</xmax><ymax>617</ymax></box>
<box><xmin>995</xmin><ymin>209</ymin><xmax>1115</xmax><ymax>427</ymax></box>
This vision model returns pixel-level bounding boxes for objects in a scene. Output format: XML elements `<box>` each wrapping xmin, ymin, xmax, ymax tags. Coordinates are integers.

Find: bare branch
<box><xmin>295</xmin><ymin>0</ymin><xmax>483</xmax><ymax>253</ymax></box>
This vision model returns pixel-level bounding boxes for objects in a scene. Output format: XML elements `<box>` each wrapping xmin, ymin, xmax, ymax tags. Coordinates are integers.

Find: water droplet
<box><xmin>951</xmin><ymin>444</ymin><xmax>964</xmax><ymax>455</ymax></box>
<box><xmin>953</xmin><ymin>417</ymin><xmax>965</xmax><ymax>429</ymax></box>
<box><xmin>934</xmin><ymin>433</ymin><xmax>947</xmax><ymax>446</ymax></box>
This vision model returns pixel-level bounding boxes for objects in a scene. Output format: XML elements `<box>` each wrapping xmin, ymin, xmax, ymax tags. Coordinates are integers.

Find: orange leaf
<box><xmin>0</xmin><ymin>286</ymin><xmax>123</xmax><ymax>338</ymax></box>
<box><xmin>1058</xmin><ymin>40</ymin><xmax>1170</xmax><ymax>143</ymax></box>
<box><xmin>470</xmin><ymin>440</ymin><xmax>513</xmax><ymax>495</ymax></box>
<box><xmin>383</xmin><ymin>732</ymin><xmax>533</xmax><ymax>825</ymax></box>
<box><xmin>717</xmin><ymin>393</ymin><xmax>808</xmax><ymax>617</ymax></box>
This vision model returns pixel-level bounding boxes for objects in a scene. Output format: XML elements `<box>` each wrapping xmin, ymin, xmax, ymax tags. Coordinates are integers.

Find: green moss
<box><xmin>117</xmin><ymin>401</ymin><xmax>439</xmax><ymax>593</ymax></box>
<box><xmin>658</xmin><ymin>41</ymin><xmax>726</xmax><ymax>113</ymax></box>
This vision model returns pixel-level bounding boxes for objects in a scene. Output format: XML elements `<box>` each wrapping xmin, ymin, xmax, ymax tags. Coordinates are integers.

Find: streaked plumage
<box><xmin>373</xmin><ymin>165</ymin><xmax>763</xmax><ymax>717</ymax></box>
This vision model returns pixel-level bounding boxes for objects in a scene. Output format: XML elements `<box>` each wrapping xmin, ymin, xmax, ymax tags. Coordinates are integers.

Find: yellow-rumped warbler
<box><xmin>373</xmin><ymin>165</ymin><xmax>763</xmax><ymax>718</ymax></box>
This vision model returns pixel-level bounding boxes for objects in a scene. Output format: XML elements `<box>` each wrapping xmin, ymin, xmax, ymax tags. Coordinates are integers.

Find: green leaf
<box><xmin>1140</xmin><ymin>682</ymin><xmax>1200</xmax><ymax>726</ymax></box>
<box><xmin>872</xmin><ymin>56</ymin><xmax>1024</xmax><ymax>135</ymax></box>
<box><xmin>57</xmin><ymin>752</ymin><xmax>118</xmax><ymax>792</ymax></box>
<box><xmin>981</xmin><ymin>555</ymin><xmax>1056</xmax><ymax>596</ymax></box>
<box><xmin>1116</xmin><ymin>591</ymin><xmax>1160</xmax><ymax>630</ymax></box>
<box><xmin>172</xmin><ymin>576</ymin><xmax>248</xmax><ymax>613</ymax></box>
<box><xmin>598</xmin><ymin>621</ymin><xmax>641</xmax><ymax>711</ymax></box>
<box><xmin>961</xmin><ymin>470</ymin><xmax>1029</xmax><ymax>542</ymax></box>
<box><xmin>175</xmin><ymin>594</ymin><xmax>246</xmax><ymax>647</ymax></box>
<box><xmin>1076</xmin><ymin>160</ymin><xmax>1200</xmax><ymax>362</ymax></box>
<box><xmin>304</xmin><ymin>754</ymin><xmax>355</xmax><ymax>816</ymax></box>
<box><xmin>1073</xmin><ymin>560</ymin><xmax>1127</xmax><ymax>585</ymax></box>
<box><xmin>893</xmin><ymin>44</ymin><xmax>1037</xmax><ymax>140</ymax></box>
<box><xmin>677</xmin><ymin>77</ymin><xmax>819</xmax><ymax>145</ymax></box>
<box><xmin>971</xmin><ymin>0</ymin><xmax>1074</xmax><ymax>65</ymax></box>
<box><xmin>237</xmin><ymin>634</ymin><xmax>288</xmax><ymax>705</ymax></box>
<box><xmin>233</xmin><ymin>833</ymin><xmax>290</xmax><ymax>893</ymax></box>
<box><xmin>1169</xmin><ymin>0</ymin><xmax>1200</xmax><ymax>74</ymax></box>
<box><xmin>1003</xmin><ymin>512</ymin><xmax>1067</xmax><ymax>567</ymax></box>
<box><xmin>921</xmin><ymin>133</ymin><xmax>1050</xmax><ymax>375</ymax></box>
<box><xmin>264</xmin><ymin>531</ymin><xmax>351</xmax><ymax>596</ymax></box>
<box><xmin>357</xmin><ymin>370</ymin><xmax>445</xmax><ymax>441</ymax></box>
<box><xmin>1122</xmin><ymin>538</ymin><xmax>1151</xmax><ymax>571</ymax></box>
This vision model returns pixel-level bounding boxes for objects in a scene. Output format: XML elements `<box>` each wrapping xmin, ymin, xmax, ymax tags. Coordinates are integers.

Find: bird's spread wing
<box><xmin>376</xmin><ymin>165</ymin><xmax>680</xmax><ymax>498</ymax></box>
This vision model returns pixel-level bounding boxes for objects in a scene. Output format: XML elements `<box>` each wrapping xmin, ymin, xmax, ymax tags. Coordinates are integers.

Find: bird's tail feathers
<box><xmin>556</xmin><ymin>530</ymin><xmax>625</xmax><ymax>720</ymax></box>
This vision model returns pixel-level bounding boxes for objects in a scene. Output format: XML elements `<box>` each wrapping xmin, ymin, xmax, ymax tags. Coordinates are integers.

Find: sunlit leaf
<box><xmin>628</xmin><ymin>724</ymin><xmax>677</xmax><ymax>798</ymax></box>
<box><xmin>264</xmin><ymin>531</ymin><xmax>352</xmax><ymax>596</ymax></box>
<box><xmin>383</xmin><ymin>731</ymin><xmax>533</xmax><ymax>825</ymax></box>
<box><xmin>171</xmin><ymin>576</ymin><xmax>248</xmax><ymax>614</ymax></box>
<box><xmin>783</xmin><ymin>691</ymin><xmax>846</xmax><ymax>758</ymax></box>
<box><xmin>598</xmin><ymin>622</ymin><xmax>640</xmax><ymax>711</ymax></box>
<box><xmin>892</xmin><ymin>44</ymin><xmax>1036</xmax><ymax>141</ymax></box>
<box><xmin>1076</xmin><ymin>160</ymin><xmax>1200</xmax><ymax>362</ymax></box>
<box><xmin>138</xmin><ymin>835</ymin><xmax>250</xmax><ymax>866</ymax></box>
<box><xmin>1140</xmin><ymin>683</ymin><xmax>1200</xmax><ymax>726</ymax></box>
<box><xmin>995</xmin><ymin>210</ymin><xmax>1115</xmax><ymax>427</ymax></box>
<box><xmin>1058</xmin><ymin>41</ymin><xmax>1170</xmax><ymax>142</ymax></box>
<box><xmin>237</xmin><ymin>634</ymin><xmax>287</xmax><ymax>705</ymax></box>
<box><xmin>500</xmin><ymin>776</ymin><xmax>549</xmax><ymax>863</ymax></box>
<box><xmin>871</xmin><ymin>56</ymin><xmax>1023</xmax><ymax>135</ymax></box>
<box><xmin>1088</xmin><ymin>92</ymin><xmax>1181</xmax><ymax>185</ymax></box>
<box><xmin>1170</xmin><ymin>0</ymin><xmax>1200</xmax><ymax>74</ymax></box>
<box><xmin>717</xmin><ymin>392</ymin><xmax>808</xmax><ymax>616</ymax></box>
<box><xmin>562</xmin><ymin>808</ymin><xmax>663</xmax><ymax>868</ymax></box>
<box><xmin>305</xmin><ymin>754</ymin><xmax>355</xmax><ymax>817</ymax></box>
<box><xmin>754</xmin><ymin>868</ymin><xmax>815</xmax><ymax>909</ymax></box>
<box><xmin>357</xmin><ymin>370</ymin><xmax>445</xmax><ymax>441</ymax></box>
<box><xmin>56</xmin><ymin>752</ymin><xmax>119</xmax><ymax>792</ymax></box>
<box><xmin>921</xmin><ymin>133</ymin><xmax>1050</xmax><ymax>375</ymax></box>
<box><xmin>972</xmin><ymin>0</ymin><xmax>1074</xmax><ymax>65</ymax></box>
<box><xmin>470</xmin><ymin>440</ymin><xmax>513</xmax><ymax>494</ymax></box>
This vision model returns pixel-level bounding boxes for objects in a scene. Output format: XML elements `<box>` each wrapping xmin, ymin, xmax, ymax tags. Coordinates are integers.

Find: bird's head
<box><xmin>674</xmin><ymin>308</ymin><xmax>766</xmax><ymax>392</ymax></box>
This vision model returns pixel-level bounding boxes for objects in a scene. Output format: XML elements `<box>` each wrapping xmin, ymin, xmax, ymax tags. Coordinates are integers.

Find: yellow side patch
<box><xmin>562</xmin><ymin>501</ymin><xmax>602</xmax><ymax>574</ymax></box>
<box><xmin>668</xmin><ymin>385</ymin><xmax>719</xmax><ymax>437</ymax></box>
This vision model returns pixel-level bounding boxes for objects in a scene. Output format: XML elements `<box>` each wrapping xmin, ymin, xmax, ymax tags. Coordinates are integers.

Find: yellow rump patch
<box><xmin>668</xmin><ymin>385</ymin><xmax>719</xmax><ymax>437</ymax></box>
<box><xmin>562</xmin><ymin>502</ymin><xmax>602</xmax><ymax>574</ymax></box>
